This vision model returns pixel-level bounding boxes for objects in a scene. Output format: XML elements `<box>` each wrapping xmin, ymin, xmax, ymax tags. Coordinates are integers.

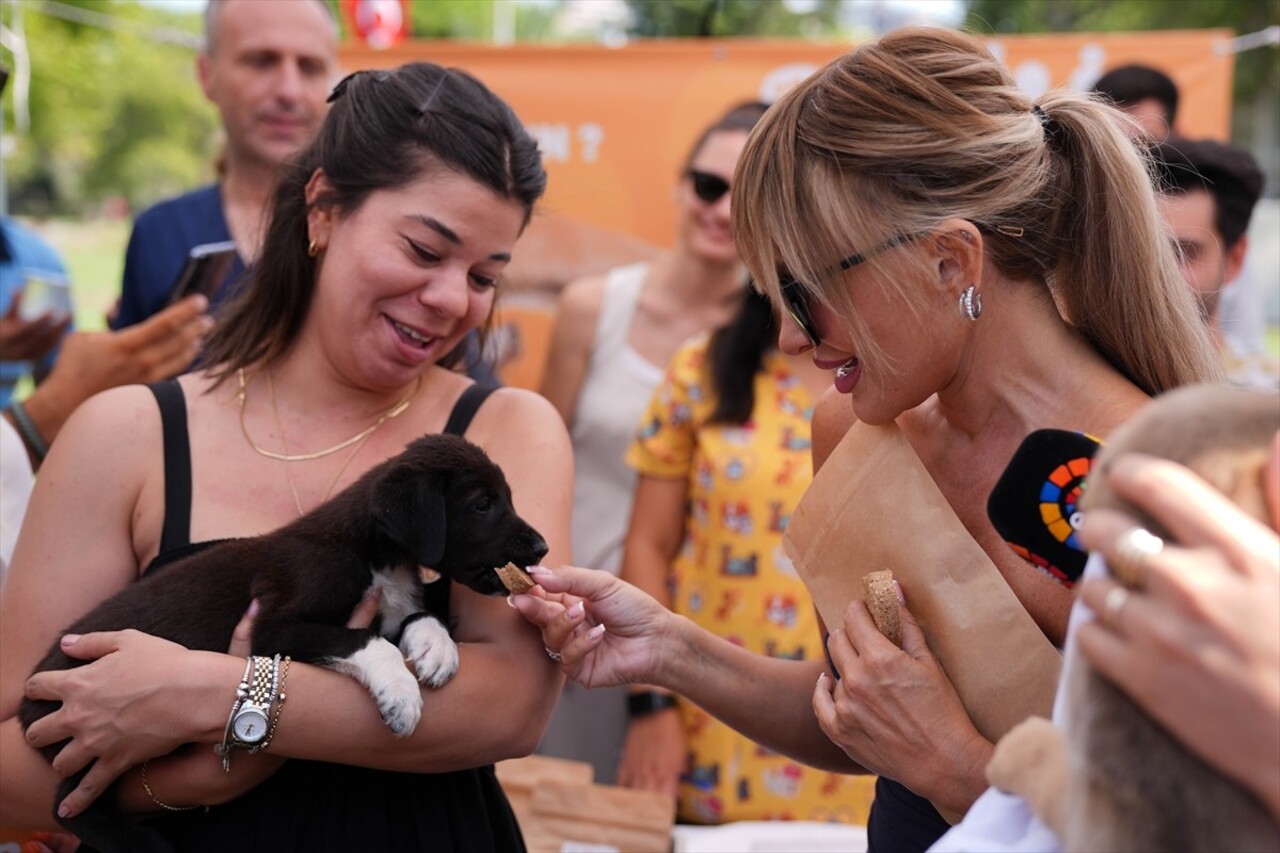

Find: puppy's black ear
<box><xmin>373</xmin><ymin>470</ymin><xmax>447</xmax><ymax>567</ymax></box>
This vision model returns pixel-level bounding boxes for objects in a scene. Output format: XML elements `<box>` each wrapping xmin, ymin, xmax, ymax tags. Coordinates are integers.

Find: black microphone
<box><xmin>987</xmin><ymin>429</ymin><xmax>1103</xmax><ymax>588</ymax></box>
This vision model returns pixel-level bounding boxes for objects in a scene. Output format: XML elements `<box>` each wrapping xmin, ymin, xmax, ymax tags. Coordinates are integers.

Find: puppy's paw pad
<box><xmin>401</xmin><ymin>617</ymin><xmax>459</xmax><ymax>688</ymax></box>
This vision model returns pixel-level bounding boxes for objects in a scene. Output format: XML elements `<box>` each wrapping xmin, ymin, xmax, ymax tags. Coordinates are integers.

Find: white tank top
<box><xmin>569</xmin><ymin>263</ymin><xmax>664</xmax><ymax>573</ymax></box>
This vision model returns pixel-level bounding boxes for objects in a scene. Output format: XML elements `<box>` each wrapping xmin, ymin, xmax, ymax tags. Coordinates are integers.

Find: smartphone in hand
<box><xmin>18</xmin><ymin>272</ymin><xmax>73</xmax><ymax>323</ymax></box>
<box><xmin>168</xmin><ymin>241</ymin><xmax>239</xmax><ymax>304</ymax></box>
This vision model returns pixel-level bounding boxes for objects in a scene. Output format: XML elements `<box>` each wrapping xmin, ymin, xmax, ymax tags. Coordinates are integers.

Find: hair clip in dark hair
<box><xmin>995</xmin><ymin>224</ymin><xmax>1025</xmax><ymax>238</ymax></box>
<box><xmin>416</xmin><ymin>75</ymin><xmax>448</xmax><ymax>116</ymax></box>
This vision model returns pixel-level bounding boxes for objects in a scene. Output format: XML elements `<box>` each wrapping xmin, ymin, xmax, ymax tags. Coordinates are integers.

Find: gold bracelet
<box><xmin>259</xmin><ymin>655</ymin><xmax>291</xmax><ymax>752</ymax></box>
<box><xmin>140</xmin><ymin>760</ymin><xmax>202</xmax><ymax>812</ymax></box>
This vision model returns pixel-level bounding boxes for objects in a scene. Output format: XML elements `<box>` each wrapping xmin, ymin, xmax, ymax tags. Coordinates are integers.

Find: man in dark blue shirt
<box><xmin>113</xmin><ymin>0</ymin><xmax>336</xmax><ymax>329</ymax></box>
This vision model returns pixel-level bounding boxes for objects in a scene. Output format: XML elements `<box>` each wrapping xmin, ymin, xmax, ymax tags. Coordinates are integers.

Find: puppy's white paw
<box><xmin>327</xmin><ymin>637</ymin><xmax>422</xmax><ymax>737</ymax></box>
<box><xmin>401</xmin><ymin>616</ymin><xmax>459</xmax><ymax>689</ymax></box>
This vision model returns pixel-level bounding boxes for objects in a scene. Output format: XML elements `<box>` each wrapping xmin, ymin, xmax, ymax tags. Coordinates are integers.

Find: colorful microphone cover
<box><xmin>987</xmin><ymin>429</ymin><xmax>1103</xmax><ymax>587</ymax></box>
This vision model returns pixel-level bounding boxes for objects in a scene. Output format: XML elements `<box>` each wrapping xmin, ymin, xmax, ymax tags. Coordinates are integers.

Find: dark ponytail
<box><xmin>707</xmin><ymin>288</ymin><xmax>776</xmax><ymax>425</ymax></box>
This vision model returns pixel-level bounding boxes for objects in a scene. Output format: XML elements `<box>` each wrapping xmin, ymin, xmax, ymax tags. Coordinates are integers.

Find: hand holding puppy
<box><xmin>1077</xmin><ymin>447</ymin><xmax>1280</xmax><ymax>821</ymax></box>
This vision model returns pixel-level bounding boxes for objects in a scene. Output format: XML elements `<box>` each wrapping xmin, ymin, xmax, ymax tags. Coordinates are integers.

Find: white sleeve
<box><xmin>0</xmin><ymin>417</ymin><xmax>35</xmax><ymax>589</ymax></box>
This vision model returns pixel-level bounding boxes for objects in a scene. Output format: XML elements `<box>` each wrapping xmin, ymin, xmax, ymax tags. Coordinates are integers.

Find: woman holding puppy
<box><xmin>0</xmin><ymin>64</ymin><xmax>571</xmax><ymax>849</ymax></box>
<box><xmin>515</xmin><ymin>27</ymin><xmax>1218</xmax><ymax>851</ymax></box>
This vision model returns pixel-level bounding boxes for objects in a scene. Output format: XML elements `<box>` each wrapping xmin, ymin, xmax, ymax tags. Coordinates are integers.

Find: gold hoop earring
<box><xmin>307</xmin><ymin>240</ymin><xmax>318</xmax><ymax>258</ymax></box>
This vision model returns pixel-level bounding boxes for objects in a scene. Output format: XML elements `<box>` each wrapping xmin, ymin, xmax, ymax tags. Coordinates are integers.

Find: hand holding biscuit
<box><xmin>813</xmin><ymin>583</ymin><xmax>992</xmax><ymax>817</ymax></box>
<box><xmin>510</xmin><ymin>564</ymin><xmax>677</xmax><ymax>690</ymax></box>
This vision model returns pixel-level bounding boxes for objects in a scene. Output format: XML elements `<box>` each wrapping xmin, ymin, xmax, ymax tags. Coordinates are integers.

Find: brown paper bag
<box><xmin>783</xmin><ymin>422</ymin><xmax>1061</xmax><ymax>812</ymax></box>
<box><xmin>496</xmin><ymin>755</ymin><xmax>675</xmax><ymax>852</ymax></box>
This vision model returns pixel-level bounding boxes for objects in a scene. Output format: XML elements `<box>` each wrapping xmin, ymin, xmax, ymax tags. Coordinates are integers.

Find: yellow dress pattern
<box><xmin>627</xmin><ymin>337</ymin><xmax>865</xmax><ymax>825</ymax></box>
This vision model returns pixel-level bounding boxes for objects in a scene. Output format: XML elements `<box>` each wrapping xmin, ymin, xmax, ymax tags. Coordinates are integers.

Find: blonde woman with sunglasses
<box><xmin>519</xmin><ymin>27</ymin><xmax>1219</xmax><ymax>852</ymax></box>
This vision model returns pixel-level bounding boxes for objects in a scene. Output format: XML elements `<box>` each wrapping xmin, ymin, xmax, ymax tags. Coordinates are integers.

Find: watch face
<box><xmin>233</xmin><ymin>707</ymin><xmax>269</xmax><ymax>744</ymax></box>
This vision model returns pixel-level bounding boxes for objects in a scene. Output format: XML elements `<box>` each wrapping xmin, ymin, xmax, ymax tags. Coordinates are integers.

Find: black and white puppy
<box><xmin>19</xmin><ymin>432</ymin><xmax>548</xmax><ymax>853</ymax></box>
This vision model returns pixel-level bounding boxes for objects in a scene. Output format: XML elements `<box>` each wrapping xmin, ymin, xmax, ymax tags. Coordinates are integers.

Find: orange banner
<box><xmin>342</xmin><ymin>30</ymin><xmax>1234</xmax><ymax>247</ymax></box>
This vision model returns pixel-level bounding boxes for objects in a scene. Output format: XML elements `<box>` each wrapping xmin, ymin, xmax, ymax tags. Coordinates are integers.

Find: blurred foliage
<box><xmin>405</xmin><ymin>0</ymin><xmax>556</xmax><ymax>41</ymax></box>
<box><xmin>965</xmin><ymin>0</ymin><xmax>1280</xmax><ymax>105</ymax></box>
<box><xmin>623</xmin><ymin>0</ymin><xmax>846</xmax><ymax>38</ymax></box>
<box><xmin>4</xmin><ymin>0</ymin><xmax>216</xmax><ymax>216</ymax></box>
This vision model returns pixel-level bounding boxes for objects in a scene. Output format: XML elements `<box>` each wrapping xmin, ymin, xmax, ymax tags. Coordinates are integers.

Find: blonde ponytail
<box><xmin>733</xmin><ymin>26</ymin><xmax>1221</xmax><ymax>394</ymax></box>
<box><xmin>1032</xmin><ymin>94</ymin><xmax>1221</xmax><ymax>394</ymax></box>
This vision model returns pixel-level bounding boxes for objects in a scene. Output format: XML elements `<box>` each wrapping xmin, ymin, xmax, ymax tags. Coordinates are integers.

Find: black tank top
<box><xmin>134</xmin><ymin>379</ymin><xmax>524</xmax><ymax>853</ymax></box>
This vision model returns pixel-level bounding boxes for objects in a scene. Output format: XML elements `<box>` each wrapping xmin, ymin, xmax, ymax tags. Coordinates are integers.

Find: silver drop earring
<box><xmin>958</xmin><ymin>284</ymin><xmax>983</xmax><ymax>321</ymax></box>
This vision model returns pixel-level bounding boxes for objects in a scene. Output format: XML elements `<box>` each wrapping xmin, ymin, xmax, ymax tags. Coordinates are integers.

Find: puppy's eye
<box><xmin>473</xmin><ymin>497</ymin><xmax>492</xmax><ymax>513</ymax></box>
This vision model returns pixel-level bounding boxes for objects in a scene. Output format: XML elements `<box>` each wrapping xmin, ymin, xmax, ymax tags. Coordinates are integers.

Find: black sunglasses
<box><xmin>778</xmin><ymin>232</ymin><xmax>921</xmax><ymax>348</ymax></box>
<box><xmin>687</xmin><ymin>170</ymin><xmax>731</xmax><ymax>204</ymax></box>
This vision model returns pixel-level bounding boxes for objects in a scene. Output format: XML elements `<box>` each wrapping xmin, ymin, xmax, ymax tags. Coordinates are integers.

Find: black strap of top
<box><xmin>146</xmin><ymin>380</ymin><xmax>192</xmax><ymax>554</ymax></box>
<box><xmin>443</xmin><ymin>382</ymin><xmax>497</xmax><ymax>436</ymax></box>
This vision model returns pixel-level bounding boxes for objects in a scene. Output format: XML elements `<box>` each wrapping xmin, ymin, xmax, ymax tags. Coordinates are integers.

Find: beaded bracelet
<box><xmin>215</xmin><ymin>658</ymin><xmax>255</xmax><ymax>772</ymax></box>
<box><xmin>259</xmin><ymin>655</ymin><xmax>291</xmax><ymax>752</ymax></box>
<box><xmin>215</xmin><ymin>655</ymin><xmax>286</xmax><ymax>771</ymax></box>
<box><xmin>141</xmin><ymin>760</ymin><xmax>201</xmax><ymax>812</ymax></box>
<box><xmin>7</xmin><ymin>399</ymin><xmax>48</xmax><ymax>462</ymax></box>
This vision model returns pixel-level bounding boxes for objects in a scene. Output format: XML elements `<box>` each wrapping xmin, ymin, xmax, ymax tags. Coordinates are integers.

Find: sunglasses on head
<box><xmin>687</xmin><ymin>170</ymin><xmax>731</xmax><ymax>204</ymax></box>
<box><xmin>777</xmin><ymin>232</ymin><xmax>922</xmax><ymax>349</ymax></box>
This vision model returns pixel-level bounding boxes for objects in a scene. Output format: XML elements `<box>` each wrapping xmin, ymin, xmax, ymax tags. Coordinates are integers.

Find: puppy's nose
<box><xmin>527</xmin><ymin>532</ymin><xmax>549</xmax><ymax>562</ymax></box>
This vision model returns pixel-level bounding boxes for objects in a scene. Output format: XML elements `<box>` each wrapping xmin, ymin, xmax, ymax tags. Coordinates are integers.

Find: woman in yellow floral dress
<box><xmin>618</xmin><ymin>289</ymin><xmax>868</xmax><ymax>824</ymax></box>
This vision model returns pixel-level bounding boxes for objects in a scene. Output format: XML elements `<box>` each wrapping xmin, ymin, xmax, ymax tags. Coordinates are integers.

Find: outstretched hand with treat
<box><xmin>509</xmin><ymin>564</ymin><xmax>679</xmax><ymax>690</ymax></box>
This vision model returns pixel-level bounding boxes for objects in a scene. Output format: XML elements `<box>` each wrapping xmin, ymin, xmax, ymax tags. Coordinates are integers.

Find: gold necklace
<box><xmin>236</xmin><ymin>368</ymin><xmax>420</xmax><ymax>517</ymax></box>
<box><xmin>237</xmin><ymin>368</ymin><xmax>419</xmax><ymax>462</ymax></box>
<box><xmin>271</xmin><ymin>393</ymin><xmax>378</xmax><ymax>517</ymax></box>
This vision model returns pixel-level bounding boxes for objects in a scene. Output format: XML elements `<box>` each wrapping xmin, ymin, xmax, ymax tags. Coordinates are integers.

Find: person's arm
<box><xmin>0</xmin><ymin>386</ymin><xmax>167</xmax><ymax>827</ymax></box>
<box><xmin>1077</xmin><ymin>448</ymin><xmax>1280</xmax><ymax>820</ymax></box>
<box><xmin>538</xmin><ymin>276</ymin><xmax>605</xmax><ymax>425</ymax></box>
<box><xmin>620</xmin><ymin>480</ymin><xmax>689</xmax><ymax>609</ymax></box>
<box><xmin>516</xmin><ymin>564</ymin><xmax>860</xmax><ymax>773</ymax></box>
<box><xmin>3</xmin><ymin>296</ymin><xmax>211</xmax><ymax>468</ymax></box>
<box><xmin>616</xmin><ymin>474</ymin><xmax>688</xmax><ymax>795</ymax></box>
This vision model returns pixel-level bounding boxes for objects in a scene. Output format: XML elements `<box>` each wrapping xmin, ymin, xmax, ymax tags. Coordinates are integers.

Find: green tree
<box><xmin>404</xmin><ymin>0</ymin><xmax>557</xmax><ymax>42</ymax></box>
<box><xmin>4</xmin><ymin>0</ymin><xmax>215</xmax><ymax>216</ymax></box>
<box><xmin>623</xmin><ymin>0</ymin><xmax>847</xmax><ymax>38</ymax></box>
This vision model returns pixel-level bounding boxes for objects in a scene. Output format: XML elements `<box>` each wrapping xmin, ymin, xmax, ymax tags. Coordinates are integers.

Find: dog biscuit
<box><xmin>861</xmin><ymin>569</ymin><xmax>901</xmax><ymax>647</ymax></box>
<box><xmin>495</xmin><ymin>562</ymin><xmax>536</xmax><ymax>594</ymax></box>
